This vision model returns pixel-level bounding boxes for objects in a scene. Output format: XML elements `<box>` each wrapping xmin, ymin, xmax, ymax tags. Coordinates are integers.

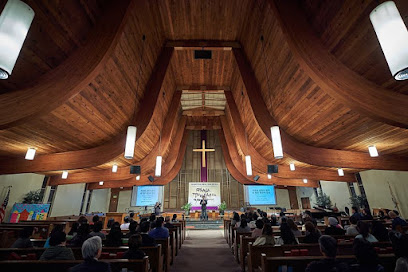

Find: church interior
<box><xmin>0</xmin><ymin>0</ymin><xmax>408</xmax><ymax>271</ymax></box>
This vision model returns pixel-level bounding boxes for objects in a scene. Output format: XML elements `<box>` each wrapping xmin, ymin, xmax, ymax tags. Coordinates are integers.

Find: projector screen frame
<box><xmin>244</xmin><ymin>184</ymin><xmax>277</xmax><ymax>206</ymax></box>
<box><xmin>131</xmin><ymin>185</ymin><xmax>164</xmax><ymax>207</ymax></box>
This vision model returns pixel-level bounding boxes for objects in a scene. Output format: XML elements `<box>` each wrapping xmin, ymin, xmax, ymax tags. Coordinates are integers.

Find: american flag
<box><xmin>0</xmin><ymin>187</ymin><xmax>10</xmax><ymax>223</ymax></box>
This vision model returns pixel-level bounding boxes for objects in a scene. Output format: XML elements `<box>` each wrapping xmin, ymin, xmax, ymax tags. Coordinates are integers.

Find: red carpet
<box><xmin>169</xmin><ymin>230</ymin><xmax>241</xmax><ymax>272</ymax></box>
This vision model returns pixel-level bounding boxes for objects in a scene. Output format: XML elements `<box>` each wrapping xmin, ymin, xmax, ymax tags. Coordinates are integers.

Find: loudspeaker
<box><xmin>254</xmin><ymin>175</ymin><xmax>260</xmax><ymax>181</ymax></box>
<box><xmin>148</xmin><ymin>175</ymin><xmax>154</xmax><ymax>182</ymax></box>
<box><xmin>267</xmin><ymin>165</ymin><xmax>278</xmax><ymax>174</ymax></box>
<box><xmin>130</xmin><ymin>165</ymin><xmax>141</xmax><ymax>174</ymax></box>
<box><xmin>194</xmin><ymin>50</ymin><xmax>212</xmax><ymax>59</ymax></box>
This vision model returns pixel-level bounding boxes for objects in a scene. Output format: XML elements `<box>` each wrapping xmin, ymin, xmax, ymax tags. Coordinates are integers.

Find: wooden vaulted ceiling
<box><xmin>1</xmin><ymin>0</ymin><xmax>408</xmax><ymax>189</ymax></box>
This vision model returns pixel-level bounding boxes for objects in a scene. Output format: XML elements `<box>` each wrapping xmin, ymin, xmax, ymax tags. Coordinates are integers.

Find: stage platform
<box><xmin>185</xmin><ymin>219</ymin><xmax>223</xmax><ymax>230</ymax></box>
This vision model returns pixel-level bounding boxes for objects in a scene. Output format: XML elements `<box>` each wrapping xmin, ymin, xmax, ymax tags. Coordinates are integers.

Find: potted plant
<box><xmin>315</xmin><ymin>189</ymin><xmax>332</xmax><ymax>209</ymax></box>
<box><xmin>181</xmin><ymin>203</ymin><xmax>192</xmax><ymax>215</ymax></box>
<box><xmin>218</xmin><ymin>201</ymin><xmax>227</xmax><ymax>215</ymax></box>
<box><xmin>349</xmin><ymin>195</ymin><xmax>367</xmax><ymax>209</ymax></box>
<box><xmin>22</xmin><ymin>190</ymin><xmax>43</xmax><ymax>204</ymax></box>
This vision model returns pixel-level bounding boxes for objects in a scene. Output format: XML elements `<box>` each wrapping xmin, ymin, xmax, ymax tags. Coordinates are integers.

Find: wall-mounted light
<box><xmin>62</xmin><ymin>171</ymin><xmax>68</xmax><ymax>179</ymax></box>
<box><xmin>155</xmin><ymin>156</ymin><xmax>162</xmax><ymax>177</ymax></box>
<box><xmin>99</xmin><ymin>181</ymin><xmax>104</xmax><ymax>186</ymax></box>
<box><xmin>270</xmin><ymin>126</ymin><xmax>283</xmax><ymax>159</ymax></box>
<box><xmin>338</xmin><ymin>168</ymin><xmax>344</xmax><ymax>176</ymax></box>
<box><xmin>112</xmin><ymin>164</ymin><xmax>118</xmax><ymax>173</ymax></box>
<box><xmin>245</xmin><ymin>155</ymin><xmax>252</xmax><ymax>176</ymax></box>
<box><xmin>124</xmin><ymin>126</ymin><xmax>137</xmax><ymax>159</ymax></box>
<box><xmin>0</xmin><ymin>0</ymin><xmax>35</xmax><ymax>79</ymax></box>
<box><xmin>136</xmin><ymin>175</ymin><xmax>140</xmax><ymax>180</ymax></box>
<box><xmin>303</xmin><ymin>179</ymin><xmax>308</xmax><ymax>184</ymax></box>
<box><xmin>370</xmin><ymin>1</ymin><xmax>408</xmax><ymax>80</ymax></box>
<box><xmin>289</xmin><ymin>163</ymin><xmax>295</xmax><ymax>171</ymax></box>
<box><xmin>25</xmin><ymin>148</ymin><xmax>36</xmax><ymax>160</ymax></box>
<box><xmin>368</xmin><ymin>145</ymin><xmax>379</xmax><ymax>157</ymax></box>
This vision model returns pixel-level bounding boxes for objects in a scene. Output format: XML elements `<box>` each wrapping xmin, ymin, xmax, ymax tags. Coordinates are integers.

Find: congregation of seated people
<box><xmin>229</xmin><ymin>207</ymin><xmax>408</xmax><ymax>271</ymax></box>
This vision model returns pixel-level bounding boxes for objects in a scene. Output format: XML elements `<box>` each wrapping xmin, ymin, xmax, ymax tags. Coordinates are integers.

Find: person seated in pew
<box><xmin>105</xmin><ymin>222</ymin><xmax>123</xmax><ymax>247</ymax></box>
<box><xmin>287</xmin><ymin>218</ymin><xmax>302</xmax><ymax>237</ymax></box>
<box><xmin>149</xmin><ymin>217</ymin><xmax>169</xmax><ymax>239</ymax></box>
<box><xmin>346</xmin><ymin>216</ymin><xmax>360</xmax><ymax>237</ymax></box>
<box><xmin>149</xmin><ymin>213</ymin><xmax>157</xmax><ymax>229</ymax></box>
<box><xmin>125</xmin><ymin>221</ymin><xmax>139</xmax><ymax>238</ymax></box>
<box><xmin>325</xmin><ymin>217</ymin><xmax>346</xmax><ymax>236</ymax></box>
<box><xmin>306</xmin><ymin>235</ymin><xmax>350</xmax><ymax>272</ymax></box>
<box><xmin>11</xmin><ymin>226</ymin><xmax>34</xmax><ymax>248</ymax></box>
<box><xmin>164</xmin><ymin>216</ymin><xmax>175</xmax><ymax>229</ymax></box>
<box><xmin>120</xmin><ymin>217</ymin><xmax>130</xmax><ymax>230</ymax></box>
<box><xmin>236</xmin><ymin>219</ymin><xmax>251</xmax><ymax>233</ymax></box>
<box><xmin>90</xmin><ymin>221</ymin><xmax>106</xmax><ymax>240</ymax></box>
<box><xmin>90</xmin><ymin>215</ymin><xmax>99</xmax><ymax>231</ymax></box>
<box><xmin>389</xmin><ymin>211</ymin><xmax>408</xmax><ymax>231</ymax></box>
<box><xmin>70</xmin><ymin>223</ymin><xmax>92</xmax><ymax>248</ymax></box>
<box><xmin>129</xmin><ymin>212</ymin><xmax>135</xmax><ymax>222</ymax></box>
<box><xmin>77</xmin><ymin>215</ymin><xmax>88</xmax><ymax>226</ymax></box>
<box><xmin>378</xmin><ymin>210</ymin><xmax>390</xmax><ymax>220</ymax></box>
<box><xmin>371</xmin><ymin>221</ymin><xmax>389</xmax><ymax>242</ymax></box>
<box><xmin>355</xmin><ymin>221</ymin><xmax>378</xmax><ymax>243</ymax></box>
<box><xmin>171</xmin><ymin>214</ymin><xmax>178</xmax><ymax>222</ymax></box>
<box><xmin>123</xmin><ymin>234</ymin><xmax>146</xmax><ymax>259</ymax></box>
<box><xmin>361</xmin><ymin>208</ymin><xmax>373</xmax><ymax>221</ymax></box>
<box><xmin>304</xmin><ymin>221</ymin><xmax>321</xmax><ymax>244</ymax></box>
<box><xmin>70</xmin><ymin>236</ymin><xmax>111</xmax><ymax>272</ymax></box>
<box><xmin>252</xmin><ymin>219</ymin><xmax>264</xmax><ymax>238</ymax></box>
<box><xmin>68</xmin><ymin>222</ymin><xmax>79</xmax><ymax>236</ymax></box>
<box><xmin>140</xmin><ymin>221</ymin><xmax>156</xmax><ymax>246</ymax></box>
<box><xmin>351</xmin><ymin>206</ymin><xmax>363</xmax><ymax>222</ymax></box>
<box><xmin>352</xmin><ymin>238</ymin><xmax>384</xmax><ymax>272</ymax></box>
<box><xmin>231</xmin><ymin>212</ymin><xmax>240</xmax><ymax>227</ymax></box>
<box><xmin>253</xmin><ymin>223</ymin><xmax>275</xmax><ymax>246</ymax></box>
<box><xmin>44</xmin><ymin>224</ymin><xmax>64</xmax><ymax>248</ymax></box>
<box><xmin>280</xmin><ymin>218</ymin><xmax>298</xmax><ymax>245</ymax></box>
<box><xmin>40</xmin><ymin>230</ymin><xmax>75</xmax><ymax>260</ymax></box>
<box><xmin>248</xmin><ymin>213</ymin><xmax>258</xmax><ymax>229</ymax></box>
<box><xmin>270</xmin><ymin>215</ymin><xmax>279</xmax><ymax>226</ymax></box>
<box><xmin>389</xmin><ymin>231</ymin><xmax>408</xmax><ymax>272</ymax></box>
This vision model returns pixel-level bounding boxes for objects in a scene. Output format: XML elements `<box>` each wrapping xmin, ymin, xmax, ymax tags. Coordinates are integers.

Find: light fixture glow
<box><xmin>368</xmin><ymin>145</ymin><xmax>379</xmax><ymax>157</ymax></box>
<box><xmin>25</xmin><ymin>148</ymin><xmax>36</xmax><ymax>160</ymax></box>
<box><xmin>245</xmin><ymin>155</ymin><xmax>252</xmax><ymax>176</ymax></box>
<box><xmin>99</xmin><ymin>181</ymin><xmax>104</xmax><ymax>186</ymax></box>
<box><xmin>289</xmin><ymin>163</ymin><xmax>295</xmax><ymax>171</ymax></box>
<box><xmin>267</xmin><ymin>174</ymin><xmax>272</xmax><ymax>179</ymax></box>
<box><xmin>338</xmin><ymin>168</ymin><xmax>344</xmax><ymax>176</ymax></box>
<box><xmin>62</xmin><ymin>171</ymin><xmax>68</xmax><ymax>179</ymax></box>
<box><xmin>303</xmin><ymin>179</ymin><xmax>308</xmax><ymax>184</ymax></box>
<box><xmin>155</xmin><ymin>156</ymin><xmax>162</xmax><ymax>177</ymax></box>
<box><xmin>370</xmin><ymin>1</ymin><xmax>408</xmax><ymax>80</ymax></box>
<box><xmin>112</xmin><ymin>164</ymin><xmax>118</xmax><ymax>173</ymax></box>
<box><xmin>136</xmin><ymin>175</ymin><xmax>140</xmax><ymax>180</ymax></box>
<box><xmin>0</xmin><ymin>0</ymin><xmax>35</xmax><ymax>79</ymax></box>
<box><xmin>271</xmin><ymin>126</ymin><xmax>283</xmax><ymax>159</ymax></box>
<box><xmin>124</xmin><ymin>126</ymin><xmax>137</xmax><ymax>159</ymax></box>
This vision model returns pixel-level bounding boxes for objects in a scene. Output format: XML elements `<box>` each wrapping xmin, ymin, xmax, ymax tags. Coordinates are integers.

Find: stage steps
<box><xmin>185</xmin><ymin>219</ymin><xmax>223</xmax><ymax>230</ymax></box>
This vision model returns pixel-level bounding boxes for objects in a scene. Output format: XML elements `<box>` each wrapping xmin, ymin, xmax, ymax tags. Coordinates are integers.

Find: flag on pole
<box><xmin>0</xmin><ymin>187</ymin><xmax>11</xmax><ymax>223</ymax></box>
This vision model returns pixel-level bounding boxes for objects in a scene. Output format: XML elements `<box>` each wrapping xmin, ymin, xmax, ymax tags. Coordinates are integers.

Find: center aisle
<box><xmin>169</xmin><ymin>229</ymin><xmax>241</xmax><ymax>272</ymax></box>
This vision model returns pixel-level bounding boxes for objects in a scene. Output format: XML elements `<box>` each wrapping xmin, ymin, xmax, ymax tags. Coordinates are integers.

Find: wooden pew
<box><xmin>224</xmin><ymin>219</ymin><xmax>231</xmax><ymax>242</ymax></box>
<box><xmin>155</xmin><ymin>237</ymin><xmax>171</xmax><ymax>272</ymax></box>
<box><xmin>240</xmin><ymin>236</ymin><xmax>256</xmax><ymax>272</ymax></box>
<box><xmin>260</xmin><ymin>253</ymin><xmax>396</xmax><ymax>272</ymax></box>
<box><xmin>0</xmin><ymin>229</ymin><xmax>21</xmax><ymax>248</ymax></box>
<box><xmin>234</xmin><ymin>232</ymin><xmax>252</xmax><ymax>263</ymax></box>
<box><xmin>0</xmin><ymin>257</ymin><xmax>149</xmax><ymax>272</ymax></box>
<box><xmin>168</xmin><ymin>230</ymin><xmax>176</xmax><ymax>263</ymax></box>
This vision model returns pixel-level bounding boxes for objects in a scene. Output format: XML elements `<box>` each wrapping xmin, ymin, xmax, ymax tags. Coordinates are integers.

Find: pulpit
<box><xmin>103</xmin><ymin>212</ymin><xmax>127</xmax><ymax>229</ymax></box>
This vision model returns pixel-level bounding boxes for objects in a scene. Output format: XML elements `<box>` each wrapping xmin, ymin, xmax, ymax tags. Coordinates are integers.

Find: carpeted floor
<box><xmin>169</xmin><ymin>230</ymin><xmax>241</xmax><ymax>272</ymax></box>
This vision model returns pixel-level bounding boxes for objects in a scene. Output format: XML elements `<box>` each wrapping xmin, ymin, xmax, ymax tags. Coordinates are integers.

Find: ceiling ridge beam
<box><xmin>269</xmin><ymin>0</ymin><xmax>408</xmax><ymax>128</ymax></box>
<box><xmin>166</xmin><ymin>40</ymin><xmax>241</xmax><ymax>50</ymax></box>
<box><xmin>232</xmin><ymin>46</ymin><xmax>408</xmax><ymax>171</ymax></box>
<box><xmin>0</xmin><ymin>0</ymin><xmax>134</xmax><ymax>130</ymax></box>
<box><xmin>0</xmin><ymin>46</ymin><xmax>175</xmax><ymax>174</ymax></box>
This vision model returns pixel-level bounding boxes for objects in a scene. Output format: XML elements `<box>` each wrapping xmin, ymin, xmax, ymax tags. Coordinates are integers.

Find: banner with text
<box><xmin>188</xmin><ymin>182</ymin><xmax>221</xmax><ymax>210</ymax></box>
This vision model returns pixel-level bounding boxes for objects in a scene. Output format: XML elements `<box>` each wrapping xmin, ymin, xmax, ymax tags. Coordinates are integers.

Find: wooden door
<box><xmin>301</xmin><ymin>197</ymin><xmax>311</xmax><ymax>209</ymax></box>
<box><xmin>288</xmin><ymin>186</ymin><xmax>299</xmax><ymax>209</ymax></box>
<box><xmin>109</xmin><ymin>188</ymin><xmax>120</xmax><ymax>212</ymax></box>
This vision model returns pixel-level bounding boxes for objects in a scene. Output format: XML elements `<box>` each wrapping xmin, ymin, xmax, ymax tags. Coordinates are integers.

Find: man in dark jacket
<box><xmin>70</xmin><ymin>236</ymin><xmax>111</xmax><ymax>272</ymax></box>
<box><xmin>140</xmin><ymin>221</ymin><xmax>156</xmax><ymax>246</ymax></box>
<box><xmin>40</xmin><ymin>231</ymin><xmax>74</xmax><ymax>260</ymax></box>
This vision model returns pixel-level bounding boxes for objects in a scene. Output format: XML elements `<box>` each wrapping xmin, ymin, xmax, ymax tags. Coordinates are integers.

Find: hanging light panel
<box><xmin>25</xmin><ymin>148</ymin><xmax>36</xmax><ymax>160</ymax></box>
<box><xmin>155</xmin><ymin>156</ymin><xmax>162</xmax><ymax>177</ymax></box>
<box><xmin>303</xmin><ymin>179</ymin><xmax>308</xmax><ymax>184</ymax></box>
<box><xmin>368</xmin><ymin>145</ymin><xmax>379</xmax><ymax>157</ymax></box>
<box><xmin>270</xmin><ymin>126</ymin><xmax>283</xmax><ymax>159</ymax></box>
<box><xmin>124</xmin><ymin>126</ymin><xmax>137</xmax><ymax>159</ymax></box>
<box><xmin>370</xmin><ymin>1</ymin><xmax>408</xmax><ymax>80</ymax></box>
<box><xmin>0</xmin><ymin>0</ymin><xmax>34</xmax><ymax>79</ymax></box>
<box><xmin>338</xmin><ymin>168</ymin><xmax>344</xmax><ymax>176</ymax></box>
<box><xmin>99</xmin><ymin>181</ymin><xmax>104</xmax><ymax>186</ymax></box>
<box><xmin>245</xmin><ymin>155</ymin><xmax>252</xmax><ymax>176</ymax></box>
<box><xmin>289</xmin><ymin>163</ymin><xmax>295</xmax><ymax>171</ymax></box>
<box><xmin>62</xmin><ymin>171</ymin><xmax>68</xmax><ymax>179</ymax></box>
<box><xmin>112</xmin><ymin>164</ymin><xmax>118</xmax><ymax>173</ymax></box>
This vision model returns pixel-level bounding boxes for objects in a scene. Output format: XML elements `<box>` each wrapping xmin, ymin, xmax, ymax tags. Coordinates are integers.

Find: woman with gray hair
<box><xmin>70</xmin><ymin>236</ymin><xmax>111</xmax><ymax>272</ymax></box>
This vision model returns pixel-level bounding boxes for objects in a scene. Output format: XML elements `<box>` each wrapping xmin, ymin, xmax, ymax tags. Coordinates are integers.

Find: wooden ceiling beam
<box><xmin>183</xmin><ymin>109</ymin><xmax>224</xmax><ymax>117</ymax></box>
<box><xmin>186</xmin><ymin>125</ymin><xmax>221</xmax><ymax>130</ymax></box>
<box><xmin>269</xmin><ymin>0</ymin><xmax>408</xmax><ymax>129</ymax></box>
<box><xmin>166</xmin><ymin>40</ymin><xmax>241</xmax><ymax>50</ymax></box>
<box><xmin>224</xmin><ymin>94</ymin><xmax>355</xmax><ymax>182</ymax></box>
<box><xmin>0</xmin><ymin>0</ymin><xmax>133</xmax><ymax>130</ymax></box>
<box><xmin>88</xmin><ymin>129</ymin><xmax>190</xmax><ymax>189</ymax></box>
<box><xmin>232</xmin><ymin>47</ymin><xmax>408</xmax><ymax>171</ymax></box>
<box><xmin>0</xmin><ymin>46</ymin><xmax>175</xmax><ymax>174</ymax></box>
<box><xmin>177</xmin><ymin>85</ymin><xmax>230</xmax><ymax>91</ymax></box>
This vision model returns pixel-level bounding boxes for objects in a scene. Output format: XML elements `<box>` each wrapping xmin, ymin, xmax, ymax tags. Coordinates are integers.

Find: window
<box><xmin>355</xmin><ymin>173</ymin><xmax>370</xmax><ymax>209</ymax></box>
<box><xmin>85</xmin><ymin>190</ymin><xmax>93</xmax><ymax>214</ymax></box>
<box><xmin>348</xmin><ymin>182</ymin><xmax>357</xmax><ymax>197</ymax></box>
<box><xmin>79</xmin><ymin>184</ymin><xmax>88</xmax><ymax>215</ymax></box>
<box><xmin>46</xmin><ymin>185</ymin><xmax>57</xmax><ymax>215</ymax></box>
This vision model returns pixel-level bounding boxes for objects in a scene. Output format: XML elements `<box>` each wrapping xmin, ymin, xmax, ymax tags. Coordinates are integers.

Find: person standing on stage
<box><xmin>200</xmin><ymin>195</ymin><xmax>208</xmax><ymax>221</ymax></box>
<box><xmin>154</xmin><ymin>202</ymin><xmax>161</xmax><ymax>216</ymax></box>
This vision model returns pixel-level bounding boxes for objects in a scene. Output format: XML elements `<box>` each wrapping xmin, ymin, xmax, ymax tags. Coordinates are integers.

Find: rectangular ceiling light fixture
<box><xmin>368</xmin><ymin>145</ymin><xmax>379</xmax><ymax>157</ymax></box>
<box><xmin>99</xmin><ymin>181</ymin><xmax>104</xmax><ymax>186</ymax></box>
<box><xmin>245</xmin><ymin>155</ymin><xmax>252</xmax><ymax>176</ymax></box>
<box><xmin>155</xmin><ymin>156</ymin><xmax>162</xmax><ymax>177</ymax></box>
<box><xmin>338</xmin><ymin>168</ymin><xmax>344</xmax><ymax>176</ymax></box>
<box><xmin>124</xmin><ymin>126</ymin><xmax>137</xmax><ymax>159</ymax></box>
<box><xmin>112</xmin><ymin>164</ymin><xmax>118</xmax><ymax>173</ymax></box>
<box><xmin>271</xmin><ymin>126</ymin><xmax>283</xmax><ymax>159</ymax></box>
<box><xmin>303</xmin><ymin>179</ymin><xmax>308</xmax><ymax>184</ymax></box>
<box><xmin>289</xmin><ymin>163</ymin><xmax>295</xmax><ymax>171</ymax></box>
<box><xmin>25</xmin><ymin>148</ymin><xmax>36</xmax><ymax>160</ymax></box>
<box><xmin>62</xmin><ymin>171</ymin><xmax>68</xmax><ymax>179</ymax></box>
